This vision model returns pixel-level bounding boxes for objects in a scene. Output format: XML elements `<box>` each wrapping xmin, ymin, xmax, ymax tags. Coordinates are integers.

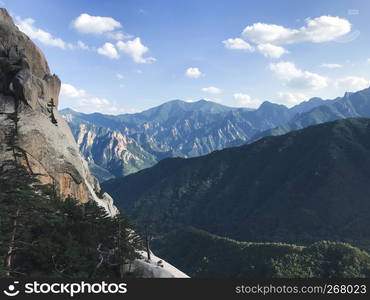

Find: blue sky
<box><xmin>3</xmin><ymin>0</ymin><xmax>370</xmax><ymax>114</ymax></box>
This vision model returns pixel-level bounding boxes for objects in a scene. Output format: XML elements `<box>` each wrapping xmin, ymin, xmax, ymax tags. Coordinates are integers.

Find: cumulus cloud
<box><xmin>257</xmin><ymin>43</ymin><xmax>288</xmax><ymax>58</ymax></box>
<box><xmin>222</xmin><ymin>38</ymin><xmax>254</xmax><ymax>51</ymax></box>
<box><xmin>224</xmin><ymin>16</ymin><xmax>351</xmax><ymax>59</ymax></box>
<box><xmin>77</xmin><ymin>97</ymin><xmax>123</xmax><ymax>114</ymax></box>
<box><xmin>60</xmin><ymin>83</ymin><xmax>122</xmax><ymax>114</ymax></box>
<box><xmin>106</xmin><ymin>31</ymin><xmax>133</xmax><ymax>40</ymax></box>
<box><xmin>116</xmin><ymin>73</ymin><xmax>124</xmax><ymax>80</ymax></box>
<box><xmin>78</xmin><ymin>97</ymin><xmax>109</xmax><ymax>107</ymax></box>
<box><xmin>201</xmin><ymin>86</ymin><xmax>222</xmax><ymax>94</ymax></box>
<box><xmin>277</xmin><ymin>92</ymin><xmax>309</xmax><ymax>106</ymax></box>
<box><xmin>185</xmin><ymin>67</ymin><xmax>203</xmax><ymax>78</ymax></box>
<box><xmin>242</xmin><ymin>16</ymin><xmax>351</xmax><ymax>45</ymax></box>
<box><xmin>335</xmin><ymin>76</ymin><xmax>370</xmax><ymax>92</ymax></box>
<box><xmin>71</xmin><ymin>14</ymin><xmax>154</xmax><ymax>62</ymax></box>
<box><xmin>233</xmin><ymin>93</ymin><xmax>261</xmax><ymax>108</ymax></box>
<box><xmin>16</xmin><ymin>17</ymin><xmax>67</xmax><ymax>49</ymax></box>
<box><xmin>97</xmin><ymin>42</ymin><xmax>120</xmax><ymax>59</ymax></box>
<box><xmin>61</xmin><ymin>83</ymin><xmax>87</xmax><ymax>98</ymax></box>
<box><xmin>320</xmin><ymin>63</ymin><xmax>342</xmax><ymax>68</ymax></box>
<box><xmin>72</xmin><ymin>13</ymin><xmax>121</xmax><ymax>34</ymax></box>
<box><xmin>116</xmin><ymin>37</ymin><xmax>156</xmax><ymax>63</ymax></box>
<box><xmin>269</xmin><ymin>61</ymin><xmax>328</xmax><ymax>89</ymax></box>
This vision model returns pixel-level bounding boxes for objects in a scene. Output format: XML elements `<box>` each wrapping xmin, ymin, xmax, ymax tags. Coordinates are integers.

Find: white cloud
<box><xmin>224</xmin><ymin>16</ymin><xmax>351</xmax><ymax>59</ymax></box>
<box><xmin>233</xmin><ymin>93</ymin><xmax>261</xmax><ymax>108</ymax></box>
<box><xmin>335</xmin><ymin>76</ymin><xmax>370</xmax><ymax>92</ymax></box>
<box><xmin>367</xmin><ymin>58</ymin><xmax>370</xmax><ymax>63</ymax></box>
<box><xmin>269</xmin><ymin>61</ymin><xmax>302</xmax><ymax>80</ymax></box>
<box><xmin>116</xmin><ymin>73</ymin><xmax>124</xmax><ymax>80</ymax></box>
<box><xmin>60</xmin><ymin>83</ymin><xmax>122</xmax><ymax>114</ymax></box>
<box><xmin>185</xmin><ymin>67</ymin><xmax>202</xmax><ymax>78</ymax></box>
<box><xmin>77</xmin><ymin>40</ymin><xmax>89</xmax><ymax>50</ymax></box>
<box><xmin>201</xmin><ymin>86</ymin><xmax>222</xmax><ymax>94</ymax></box>
<box><xmin>222</xmin><ymin>38</ymin><xmax>254</xmax><ymax>51</ymax></box>
<box><xmin>107</xmin><ymin>31</ymin><xmax>133</xmax><ymax>40</ymax></box>
<box><xmin>16</xmin><ymin>17</ymin><xmax>67</xmax><ymax>49</ymax></box>
<box><xmin>257</xmin><ymin>43</ymin><xmax>288</xmax><ymax>58</ymax></box>
<box><xmin>72</xmin><ymin>13</ymin><xmax>121</xmax><ymax>34</ymax></box>
<box><xmin>77</xmin><ymin>97</ymin><xmax>124</xmax><ymax>114</ymax></box>
<box><xmin>79</xmin><ymin>97</ymin><xmax>109</xmax><ymax>107</ymax></box>
<box><xmin>97</xmin><ymin>42</ymin><xmax>120</xmax><ymax>59</ymax></box>
<box><xmin>60</xmin><ymin>83</ymin><xmax>87</xmax><ymax>98</ymax></box>
<box><xmin>277</xmin><ymin>92</ymin><xmax>309</xmax><ymax>106</ymax></box>
<box><xmin>242</xmin><ymin>16</ymin><xmax>351</xmax><ymax>45</ymax></box>
<box><xmin>320</xmin><ymin>63</ymin><xmax>342</xmax><ymax>68</ymax></box>
<box><xmin>302</xmin><ymin>16</ymin><xmax>351</xmax><ymax>43</ymax></box>
<box><xmin>15</xmin><ymin>17</ymin><xmax>90</xmax><ymax>51</ymax></box>
<box><xmin>243</xmin><ymin>23</ymin><xmax>296</xmax><ymax>45</ymax></box>
<box><xmin>269</xmin><ymin>61</ymin><xmax>328</xmax><ymax>89</ymax></box>
<box><xmin>116</xmin><ymin>37</ymin><xmax>156</xmax><ymax>63</ymax></box>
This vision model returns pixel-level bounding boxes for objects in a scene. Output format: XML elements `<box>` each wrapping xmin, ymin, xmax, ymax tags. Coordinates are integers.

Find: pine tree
<box><xmin>114</xmin><ymin>214</ymin><xmax>143</xmax><ymax>277</ymax></box>
<box><xmin>0</xmin><ymin>165</ymin><xmax>54</xmax><ymax>277</ymax></box>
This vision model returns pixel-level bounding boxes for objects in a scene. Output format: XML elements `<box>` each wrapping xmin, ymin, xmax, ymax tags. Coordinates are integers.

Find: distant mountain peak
<box><xmin>259</xmin><ymin>100</ymin><xmax>284</xmax><ymax>108</ymax></box>
<box><xmin>59</xmin><ymin>107</ymin><xmax>79</xmax><ymax>115</ymax></box>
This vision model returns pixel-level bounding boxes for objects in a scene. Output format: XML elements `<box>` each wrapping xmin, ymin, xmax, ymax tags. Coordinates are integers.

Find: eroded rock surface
<box><xmin>0</xmin><ymin>8</ymin><xmax>117</xmax><ymax>216</ymax></box>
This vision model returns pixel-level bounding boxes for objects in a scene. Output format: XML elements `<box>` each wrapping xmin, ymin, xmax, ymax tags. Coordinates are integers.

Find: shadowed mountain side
<box><xmin>103</xmin><ymin>118</ymin><xmax>370</xmax><ymax>249</ymax></box>
<box><xmin>151</xmin><ymin>227</ymin><xmax>370</xmax><ymax>278</ymax></box>
<box><xmin>251</xmin><ymin>88</ymin><xmax>370</xmax><ymax>143</ymax></box>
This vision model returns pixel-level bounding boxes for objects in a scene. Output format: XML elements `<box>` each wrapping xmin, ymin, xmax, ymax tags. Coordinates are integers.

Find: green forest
<box><xmin>153</xmin><ymin>227</ymin><xmax>370</xmax><ymax>278</ymax></box>
<box><xmin>0</xmin><ymin>164</ymin><xmax>143</xmax><ymax>278</ymax></box>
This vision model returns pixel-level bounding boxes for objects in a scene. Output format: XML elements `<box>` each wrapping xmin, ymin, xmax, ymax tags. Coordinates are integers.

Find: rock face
<box><xmin>63</xmin><ymin>112</ymin><xmax>157</xmax><ymax>181</ymax></box>
<box><xmin>0</xmin><ymin>8</ymin><xmax>189</xmax><ymax>278</ymax></box>
<box><xmin>0</xmin><ymin>8</ymin><xmax>117</xmax><ymax>216</ymax></box>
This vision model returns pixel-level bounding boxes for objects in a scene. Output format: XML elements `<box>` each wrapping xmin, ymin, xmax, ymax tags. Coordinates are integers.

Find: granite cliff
<box><xmin>0</xmin><ymin>8</ymin><xmax>117</xmax><ymax>215</ymax></box>
<box><xmin>0</xmin><ymin>8</ymin><xmax>188</xmax><ymax>278</ymax></box>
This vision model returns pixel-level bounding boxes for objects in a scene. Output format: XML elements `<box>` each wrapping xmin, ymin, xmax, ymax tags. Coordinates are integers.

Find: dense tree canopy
<box><xmin>0</xmin><ymin>165</ymin><xmax>143</xmax><ymax>278</ymax></box>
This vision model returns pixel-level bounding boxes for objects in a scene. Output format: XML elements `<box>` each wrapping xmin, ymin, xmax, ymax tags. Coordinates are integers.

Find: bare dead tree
<box><xmin>4</xmin><ymin>207</ymin><xmax>20</xmax><ymax>276</ymax></box>
<box><xmin>140</xmin><ymin>215</ymin><xmax>155</xmax><ymax>261</ymax></box>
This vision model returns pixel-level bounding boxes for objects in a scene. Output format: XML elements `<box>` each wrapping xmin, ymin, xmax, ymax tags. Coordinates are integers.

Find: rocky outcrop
<box><xmin>63</xmin><ymin>112</ymin><xmax>157</xmax><ymax>181</ymax></box>
<box><xmin>0</xmin><ymin>8</ymin><xmax>189</xmax><ymax>278</ymax></box>
<box><xmin>128</xmin><ymin>252</ymin><xmax>189</xmax><ymax>278</ymax></box>
<box><xmin>0</xmin><ymin>8</ymin><xmax>117</xmax><ymax>216</ymax></box>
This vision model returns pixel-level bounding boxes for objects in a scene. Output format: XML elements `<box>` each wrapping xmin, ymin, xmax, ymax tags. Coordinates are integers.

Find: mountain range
<box><xmin>252</xmin><ymin>89</ymin><xmax>370</xmax><ymax>142</ymax></box>
<box><xmin>60</xmin><ymin>97</ymin><xmax>328</xmax><ymax>181</ymax></box>
<box><xmin>102</xmin><ymin>118</ymin><xmax>370</xmax><ymax>275</ymax></box>
<box><xmin>61</xmin><ymin>88</ymin><xmax>370</xmax><ymax>181</ymax></box>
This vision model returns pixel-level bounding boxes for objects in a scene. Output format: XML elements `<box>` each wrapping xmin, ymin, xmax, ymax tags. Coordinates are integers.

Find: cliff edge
<box><xmin>0</xmin><ymin>8</ymin><xmax>117</xmax><ymax>215</ymax></box>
